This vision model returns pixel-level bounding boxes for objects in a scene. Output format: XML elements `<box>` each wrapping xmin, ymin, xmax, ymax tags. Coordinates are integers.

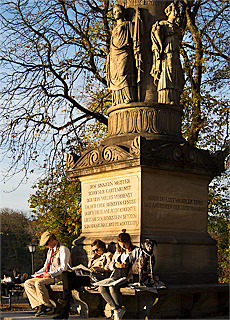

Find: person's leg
<box><xmin>1</xmin><ymin>283</ymin><xmax>7</xmax><ymax>296</ymax></box>
<box><xmin>24</xmin><ymin>278</ymin><xmax>40</xmax><ymax>309</ymax></box>
<box><xmin>61</xmin><ymin>271</ymin><xmax>73</xmax><ymax>301</ymax></box>
<box><xmin>109</xmin><ymin>283</ymin><xmax>127</xmax><ymax>320</ymax></box>
<box><xmin>53</xmin><ymin>302</ymin><xmax>70</xmax><ymax>319</ymax></box>
<box><xmin>34</xmin><ymin>277</ymin><xmax>55</xmax><ymax>308</ymax></box>
<box><xmin>62</xmin><ymin>271</ymin><xmax>91</xmax><ymax>300</ymax></box>
<box><xmin>99</xmin><ymin>286</ymin><xmax>117</xmax><ymax>310</ymax></box>
<box><xmin>54</xmin><ymin>272</ymin><xmax>91</xmax><ymax>320</ymax></box>
<box><xmin>109</xmin><ymin>284</ymin><xmax>123</xmax><ymax>309</ymax></box>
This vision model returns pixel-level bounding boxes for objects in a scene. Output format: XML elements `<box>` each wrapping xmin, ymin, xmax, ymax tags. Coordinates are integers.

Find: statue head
<box><xmin>164</xmin><ymin>2</ymin><xmax>179</xmax><ymax>18</ymax></box>
<box><xmin>113</xmin><ymin>4</ymin><xmax>125</xmax><ymax>20</ymax></box>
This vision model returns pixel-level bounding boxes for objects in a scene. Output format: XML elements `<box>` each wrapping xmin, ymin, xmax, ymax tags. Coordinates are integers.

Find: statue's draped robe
<box><xmin>106</xmin><ymin>21</ymin><xmax>137</xmax><ymax>106</ymax></box>
<box><xmin>151</xmin><ymin>20</ymin><xmax>185</xmax><ymax>105</ymax></box>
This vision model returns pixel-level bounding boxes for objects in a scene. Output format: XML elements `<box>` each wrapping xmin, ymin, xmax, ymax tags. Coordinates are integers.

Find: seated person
<box><xmin>2</xmin><ymin>274</ymin><xmax>13</xmax><ymax>283</ymax></box>
<box><xmin>1</xmin><ymin>274</ymin><xmax>14</xmax><ymax>296</ymax></box>
<box><xmin>53</xmin><ymin>239</ymin><xmax>113</xmax><ymax>320</ymax></box>
<box><xmin>89</xmin><ymin>239</ymin><xmax>113</xmax><ymax>280</ymax></box>
<box><xmin>99</xmin><ymin>229</ymin><xmax>141</xmax><ymax>320</ymax></box>
<box><xmin>24</xmin><ymin>231</ymin><xmax>71</xmax><ymax>317</ymax></box>
<box><xmin>13</xmin><ymin>268</ymin><xmax>21</xmax><ymax>284</ymax></box>
<box><xmin>20</xmin><ymin>273</ymin><xmax>29</xmax><ymax>283</ymax></box>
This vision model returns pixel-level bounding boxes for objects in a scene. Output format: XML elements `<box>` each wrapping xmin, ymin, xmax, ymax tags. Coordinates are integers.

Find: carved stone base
<box><xmin>105</xmin><ymin>102</ymin><xmax>184</xmax><ymax>145</ymax></box>
<box><xmin>67</xmin><ymin>137</ymin><xmax>226</xmax><ymax>285</ymax></box>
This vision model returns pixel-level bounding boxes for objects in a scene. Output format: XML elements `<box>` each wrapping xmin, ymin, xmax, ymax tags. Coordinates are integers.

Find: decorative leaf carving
<box><xmin>108</xmin><ymin>106</ymin><xmax>182</xmax><ymax>137</ymax></box>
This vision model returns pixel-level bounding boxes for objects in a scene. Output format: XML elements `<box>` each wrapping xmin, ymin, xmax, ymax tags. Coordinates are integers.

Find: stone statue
<box><xmin>105</xmin><ymin>4</ymin><xmax>142</xmax><ymax>106</ymax></box>
<box><xmin>150</xmin><ymin>2</ymin><xmax>185</xmax><ymax>105</ymax></box>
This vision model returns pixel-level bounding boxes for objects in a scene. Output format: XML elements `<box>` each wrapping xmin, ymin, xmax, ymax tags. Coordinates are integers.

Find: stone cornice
<box><xmin>66</xmin><ymin>136</ymin><xmax>227</xmax><ymax>178</ymax></box>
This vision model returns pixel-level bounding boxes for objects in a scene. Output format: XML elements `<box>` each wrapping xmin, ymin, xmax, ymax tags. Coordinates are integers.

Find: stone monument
<box><xmin>67</xmin><ymin>0</ymin><xmax>226</xmax><ymax>288</ymax></box>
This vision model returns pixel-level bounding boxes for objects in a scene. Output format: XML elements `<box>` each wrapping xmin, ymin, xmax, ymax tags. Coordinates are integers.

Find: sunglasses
<box><xmin>92</xmin><ymin>248</ymin><xmax>99</xmax><ymax>253</ymax></box>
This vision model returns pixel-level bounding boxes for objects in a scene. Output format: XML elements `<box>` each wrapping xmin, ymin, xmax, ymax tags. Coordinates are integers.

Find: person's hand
<box><xmin>42</xmin><ymin>272</ymin><xmax>51</xmax><ymax>278</ymax></box>
<box><xmin>90</xmin><ymin>266</ymin><xmax>99</xmax><ymax>272</ymax></box>
<box><xmin>115</xmin><ymin>262</ymin><xmax>129</xmax><ymax>268</ymax></box>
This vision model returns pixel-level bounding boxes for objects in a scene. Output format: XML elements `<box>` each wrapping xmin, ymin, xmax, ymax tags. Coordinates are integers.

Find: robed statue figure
<box><xmin>105</xmin><ymin>4</ymin><xmax>142</xmax><ymax>106</ymax></box>
<box><xmin>150</xmin><ymin>2</ymin><xmax>185</xmax><ymax>105</ymax></box>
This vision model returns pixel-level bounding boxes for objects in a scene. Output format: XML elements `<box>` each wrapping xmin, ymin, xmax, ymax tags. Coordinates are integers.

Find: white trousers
<box><xmin>24</xmin><ymin>277</ymin><xmax>55</xmax><ymax>309</ymax></box>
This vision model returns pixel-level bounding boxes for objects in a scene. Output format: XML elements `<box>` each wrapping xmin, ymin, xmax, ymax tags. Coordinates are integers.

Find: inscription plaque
<box><xmin>144</xmin><ymin>196</ymin><xmax>206</xmax><ymax>212</ymax></box>
<box><xmin>82</xmin><ymin>175</ymin><xmax>140</xmax><ymax>231</ymax></box>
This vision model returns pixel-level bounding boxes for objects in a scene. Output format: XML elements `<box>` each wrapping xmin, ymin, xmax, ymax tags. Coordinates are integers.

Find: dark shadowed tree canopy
<box><xmin>0</xmin><ymin>208</ymin><xmax>46</xmax><ymax>275</ymax></box>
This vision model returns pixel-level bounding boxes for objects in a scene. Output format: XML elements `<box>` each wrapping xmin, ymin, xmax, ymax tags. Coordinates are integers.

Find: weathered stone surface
<box><xmin>150</xmin><ymin>2</ymin><xmax>185</xmax><ymax>105</ymax></box>
<box><xmin>66</xmin><ymin>0</ymin><xmax>228</xmax><ymax>292</ymax></box>
<box><xmin>106</xmin><ymin>103</ymin><xmax>183</xmax><ymax>143</ymax></box>
<box><xmin>70</xmin><ymin>164</ymin><xmax>220</xmax><ymax>284</ymax></box>
<box><xmin>50</xmin><ymin>283</ymin><xmax>229</xmax><ymax>319</ymax></box>
<box><xmin>117</xmin><ymin>0</ymin><xmax>169</xmax><ymax>103</ymax></box>
<box><xmin>105</xmin><ymin>4</ymin><xmax>138</xmax><ymax>106</ymax></box>
<box><xmin>66</xmin><ymin>136</ymin><xmax>225</xmax><ymax>178</ymax></box>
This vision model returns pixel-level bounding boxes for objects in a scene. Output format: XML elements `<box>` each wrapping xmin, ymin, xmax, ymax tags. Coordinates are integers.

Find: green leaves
<box><xmin>29</xmin><ymin>166</ymin><xmax>82</xmax><ymax>248</ymax></box>
<box><xmin>208</xmin><ymin>174</ymin><xmax>229</xmax><ymax>283</ymax></box>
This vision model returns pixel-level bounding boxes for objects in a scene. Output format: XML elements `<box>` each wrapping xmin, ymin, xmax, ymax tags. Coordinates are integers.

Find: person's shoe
<box><xmin>53</xmin><ymin>313</ymin><xmax>69</xmax><ymax>320</ymax></box>
<box><xmin>113</xmin><ymin>310</ymin><xmax>119</xmax><ymax>320</ymax></box>
<box><xmin>35</xmin><ymin>305</ymin><xmax>47</xmax><ymax>317</ymax></box>
<box><xmin>57</xmin><ymin>298</ymin><xmax>70</xmax><ymax>307</ymax></box>
<box><xmin>35</xmin><ymin>304</ymin><xmax>53</xmax><ymax>317</ymax></box>
<box><xmin>45</xmin><ymin>306</ymin><xmax>54</xmax><ymax>314</ymax></box>
<box><xmin>117</xmin><ymin>306</ymin><xmax>126</xmax><ymax>320</ymax></box>
<box><xmin>53</xmin><ymin>302</ymin><xmax>70</xmax><ymax>319</ymax></box>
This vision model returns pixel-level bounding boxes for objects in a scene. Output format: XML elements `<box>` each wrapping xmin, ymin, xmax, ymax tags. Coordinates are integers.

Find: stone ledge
<box><xmin>48</xmin><ymin>283</ymin><xmax>229</xmax><ymax>319</ymax></box>
<box><xmin>107</xmin><ymin>102</ymin><xmax>183</xmax><ymax>116</ymax></box>
<box><xmin>49</xmin><ymin>283</ymin><xmax>229</xmax><ymax>294</ymax></box>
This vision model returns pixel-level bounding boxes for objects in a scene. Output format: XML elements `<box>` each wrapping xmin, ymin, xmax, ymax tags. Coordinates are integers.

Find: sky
<box><xmin>0</xmin><ymin>162</ymin><xmax>37</xmax><ymax>213</ymax></box>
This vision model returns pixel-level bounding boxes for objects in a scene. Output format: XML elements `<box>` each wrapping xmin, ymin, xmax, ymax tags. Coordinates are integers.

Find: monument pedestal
<box><xmin>65</xmin><ymin>0</ymin><xmax>228</xmax><ymax>316</ymax></box>
<box><xmin>67</xmin><ymin>134</ymin><xmax>224</xmax><ymax>284</ymax></box>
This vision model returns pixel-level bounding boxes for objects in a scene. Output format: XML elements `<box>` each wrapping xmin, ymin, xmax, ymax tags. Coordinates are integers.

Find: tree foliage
<box><xmin>208</xmin><ymin>170</ymin><xmax>230</xmax><ymax>283</ymax></box>
<box><xmin>179</xmin><ymin>0</ymin><xmax>229</xmax><ymax>149</ymax></box>
<box><xmin>29</xmin><ymin>166</ymin><xmax>82</xmax><ymax>248</ymax></box>
<box><xmin>0</xmin><ymin>0</ymin><xmax>229</xmax><ymax>182</ymax></box>
<box><xmin>1</xmin><ymin>0</ymin><xmax>229</xmax><ymax>279</ymax></box>
<box><xmin>0</xmin><ymin>208</ymin><xmax>46</xmax><ymax>275</ymax></box>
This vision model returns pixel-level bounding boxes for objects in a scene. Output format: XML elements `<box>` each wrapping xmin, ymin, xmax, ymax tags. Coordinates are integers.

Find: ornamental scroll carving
<box><xmin>133</xmin><ymin>137</ymin><xmax>225</xmax><ymax>173</ymax></box>
<box><xmin>108</xmin><ymin>107</ymin><xmax>181</xmax><ymax>136</ymax></box>
<box><xmin>66</xmin><ymin>137</ymin><xmax>225</xmax><ymax>176</ymax></box>
<box><xmin>66</xmin><ymin>145</ymin><xmax>133</xmax><ymax>171</ymax></box>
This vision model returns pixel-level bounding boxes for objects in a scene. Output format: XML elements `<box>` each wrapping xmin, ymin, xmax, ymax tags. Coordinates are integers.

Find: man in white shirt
<box><xmin>2</xmin><ymin>275</ymin><xmax>13</xmax><ymax>283</ymax></box>
<box><xmin>24</xmin><ymin>231</ymin><xmax>71</xmax><ymax>317</ymax></box>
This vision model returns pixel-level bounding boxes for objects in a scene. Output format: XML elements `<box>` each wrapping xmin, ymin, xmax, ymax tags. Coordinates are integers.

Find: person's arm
<box><xmin>91</xmin><ymin>252</ymin><xmax>114</xmax><ymax>273</ymax></box>
<box><xmin>49</xmin><ymin>246</ymin><xmax>71</xmax><ymax>278</ymax></box>
<box><xmin>35</xmin><ymin>252</ymin><xmax>49</xmax><ymax>275</ymax></box>
<box><xmin>88</xmin><ymin>259</ymin><xmax>93</xmax><ymax>268</ymax></box>
<box><xmin>129</xmin><ymin>246</ymin><xmax>142</xmax><ymax>265</ymax></box>
<box><xmin>104</xmin><ymin>252</ymin><xmax>113</xmax><ymax>270</ymax></box>
<box><xmin>108</xmin><ymin>251</ymin><xmax>120</xmax><ymax>271</ymax></box>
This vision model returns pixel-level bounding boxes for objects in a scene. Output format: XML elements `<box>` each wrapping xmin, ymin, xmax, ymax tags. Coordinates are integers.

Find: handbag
<box><xmin>112</xmin><ymin>255</ymin><xmax>130</xmax><ymax>279</ymax></box>
<box><xmin>112</xmin><ymin>267</ymin><xmax>129</xmax><ymax>279</ymax></box>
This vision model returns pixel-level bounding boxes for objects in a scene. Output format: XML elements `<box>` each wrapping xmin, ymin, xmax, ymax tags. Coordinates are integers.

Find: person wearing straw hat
<box><xmin>24</xmin><ymin>231</ymin><xmax>71</xmax><ymax>317</ymax></box>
